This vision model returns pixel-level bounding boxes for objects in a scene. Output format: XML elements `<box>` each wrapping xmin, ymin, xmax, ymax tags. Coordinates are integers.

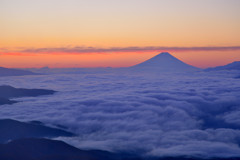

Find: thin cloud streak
<box><xmin>1</xmin><ymin>46</ymin><xmax>240</xmax><ymax>54</ymax></box>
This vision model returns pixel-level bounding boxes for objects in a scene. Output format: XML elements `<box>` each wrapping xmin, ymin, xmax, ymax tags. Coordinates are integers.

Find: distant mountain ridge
<box><xmin>206</xmin><ymin>61</ymin><xmax>240</xmax><ymax>71</ymax></box>
<box><xmin>0</xmin><ymin>67</ymin><xmax>38</xmax><ymax>77</ymax></box>
<box><xmin>130</xmin><ymin>52</ymin><xmax>200</xmax><ymax>72</ymax></box>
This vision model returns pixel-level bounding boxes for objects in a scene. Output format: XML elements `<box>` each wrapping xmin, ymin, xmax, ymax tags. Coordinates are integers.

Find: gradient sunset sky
<box><xmin>1</xmin><ymin>0</ymin><xmax>240</xmax><ymax>68</ymax></box>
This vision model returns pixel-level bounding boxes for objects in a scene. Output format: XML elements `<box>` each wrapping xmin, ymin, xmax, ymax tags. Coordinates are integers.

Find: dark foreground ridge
<box><xmin>0</xmin><ymin>138</ymin><xmax>239</xmax><ymax>160</ymax></box>
<box><xmin>0</xmin><ymin>66</ymin><xmax>38</xmax><ymax>77</ymax></box>
<box><xmin>0</xmin><ymin>119</ymin><xmax>239</xmax><ymax>160</ymax></box>
<box><xmin>0</xmin><ymin>85</ymin><xmax>56</xmax><ymax>105</ymax></box>
<box><xmin>0</xmin><ymin>138</ymin><xmax>121</xmax><ymax>160</ymax></box>
<box><xmin>0</xmin><ymin>119</ymin><xmax>74</xmax><ymax>143</ymax></box>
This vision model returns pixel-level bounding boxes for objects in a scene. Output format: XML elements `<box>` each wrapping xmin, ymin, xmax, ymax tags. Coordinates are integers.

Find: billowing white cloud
<box><xmin>0</xmin><ymin>70</ymin><xmax>240</xmax><ymax>158</ymax></box>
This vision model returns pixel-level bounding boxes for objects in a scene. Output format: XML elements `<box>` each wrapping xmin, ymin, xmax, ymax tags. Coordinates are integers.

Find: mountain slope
<box><xmin>130</xmin><ymin>52</ymin><xmax>199</xmax><ymax>72</ymax></box>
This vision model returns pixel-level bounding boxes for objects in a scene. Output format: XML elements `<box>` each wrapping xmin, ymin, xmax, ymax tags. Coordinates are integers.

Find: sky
<box><xmin>0</xmin><ymin>0</ymin><xmax>240</xmax><ymax>68</ymax></box>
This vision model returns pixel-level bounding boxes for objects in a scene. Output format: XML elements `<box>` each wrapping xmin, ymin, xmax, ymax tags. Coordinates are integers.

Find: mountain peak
<box><xmin>131</xmin><ymin>52</ymin><xmax>199</xmax><ymax>72</ymax></box>
<box><xmin>157</xmin><ymin>52</ymin><xmax>171</xmax><ymax>56</ymax></box>
<box><xmin>154</xmin><ymin>52</ymin><xmax>174</xmax><ymax>58</ymax></box>
<box><xmin>151</xmin><ymin>52</ymin><xmax>177</xmax><ymax>60</ymax></box>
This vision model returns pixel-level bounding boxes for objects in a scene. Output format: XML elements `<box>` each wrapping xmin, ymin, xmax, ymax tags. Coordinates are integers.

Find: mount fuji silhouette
<box><xmin>131</xmin><ymin>52</ymin><xmax>200</xmax><ymax>72</ymax></box>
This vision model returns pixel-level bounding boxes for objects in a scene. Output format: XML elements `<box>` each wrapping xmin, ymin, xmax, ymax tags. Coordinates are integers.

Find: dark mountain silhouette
<box><xmin>0</xmin><ymin>138</ymin><xmax>112</xmax><ymax>160</ymax></box>
<box><xmin>130</xmin><ymin>52</ymin><xmax>200</xmax><ymax>72</ymax></box>
<box><xmin>0</xmin><ymin>138</ymin><xmax>141</xmax><ymax>160</ymax></box>
<box><xmin>206</xmin><ymin>61</ymin><xmax>240</xmax><ymax>71</ymax></box>
<box><xmin>0</xmin><ymin>119</ymin><xmax>74</xmax><ymax>143</ymax></box>
<box><xmin>0</xmin><ymin>85</ymin><xmax>56</xmax><ymax>99</ymax></box>
<box><xmin>0</xmin><ymin>119</ymin><xmax>238</xmax><ymax>160</ymax></box>
<box><xmin>0</xmin><ymin>85</ymin><xmax>56</xmax><ymax>105</ymax></box>
<box><xmin>0</xmin><ymin>67</ymin><xmax>38</xmax><ymax>77</ymax></box>
<box><xmin>0</xmin><ymin>97</ymin><xmax>16</xmax><ymax>105</ymax></box>
<box><xmin>0</xmin><ymin>138</ymin><xmax>238</xmax><ymax>160</ymax></box>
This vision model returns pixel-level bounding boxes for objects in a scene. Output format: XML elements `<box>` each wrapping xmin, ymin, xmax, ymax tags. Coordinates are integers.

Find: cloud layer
<box><xmin>1</xmin><ymin>46</ymin><xmax>240</xmax><ymax>54</ymax></box>
<box><xmin>0</xmin><ymin>70</ymin><xmax>240</xmax><ymax>158</ymax></box>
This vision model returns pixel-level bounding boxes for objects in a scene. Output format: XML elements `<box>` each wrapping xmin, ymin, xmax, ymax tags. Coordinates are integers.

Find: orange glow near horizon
<box><xmin>0</xmin><ymin>50</ymin><xmax>240</xmax><ymax>69</ymax></box>
<box><xmin>0</xmin><ymin>52</ymin><xmax>151</xmax><ymax>68</ymax></box>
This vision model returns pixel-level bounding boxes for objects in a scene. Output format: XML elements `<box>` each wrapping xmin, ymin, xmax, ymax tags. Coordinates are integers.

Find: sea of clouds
<box><xmin>0</xmin><ymin>70</ymin><xmax>240</xmax><ymax>158</ymax></box>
